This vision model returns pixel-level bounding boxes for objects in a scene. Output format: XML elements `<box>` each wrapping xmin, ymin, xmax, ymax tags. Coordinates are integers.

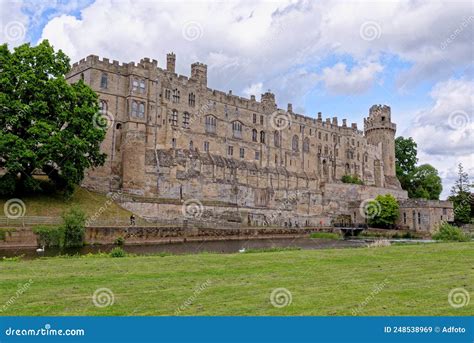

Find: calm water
<box><xmin>0</xmin><ymin>237</ymin><xmax>372</xmax><ymax>259</ymax></box>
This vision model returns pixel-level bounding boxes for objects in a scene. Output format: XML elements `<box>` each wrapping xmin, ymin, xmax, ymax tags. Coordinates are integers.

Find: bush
<box><xmin>110</xmin><ymin>247</ymin><xmax>127</xmax><ymax>258</ymax></box>
<box><xmin>341</xmin><ymin>175</ymin><xmax>364</xmax><ymax>185</ymax></box>
<box><xmin>432</xmin><ymin>222</ymin><xmax>470</xmax><ymax>242</ymax></box>
<box><xmin>32</xmin><ymin>225</ymin><xmax>64</xmax><ymax>247</ymax></box>
<box><xmin>62</xmin><ymin>207</ymin><xmax>86</xmax><ymax>247</ymax></box>
<box><xmin>0</xmin><ymin>173</ymin><xmax>17</xmax><ymax>196</ymax></box>
<box><xmin>367</xmin><ymin>194</ymin><xmax>400</xmax><ymax>228</ymax></box>
<box><xmin>114</xmin><ymin>236</ymin><xmax>125</xmax><ymax>246</ymax></box>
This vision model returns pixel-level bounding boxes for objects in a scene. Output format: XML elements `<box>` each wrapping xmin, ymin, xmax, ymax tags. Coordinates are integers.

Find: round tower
<box><xmin>364</xmin><ymin>104</ymin><xmax>397</xmax><ymax>178</ymax></box>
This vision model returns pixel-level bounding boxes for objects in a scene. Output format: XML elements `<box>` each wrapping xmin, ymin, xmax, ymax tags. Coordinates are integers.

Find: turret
<box><xmin>261</xmin><ymin>91</ymin><xmax>276</xmax><ymax>113</ymax></box>
<box><xmin>190</xmin><ymin>62</ymin><xmax>207</xmax><ymax>86</ymax></box>
<box><xmin>364</xmin><ymin>105</ymin><xmax>397</xmax><ymax>178</ymax></box>
<box><xmin>166</xmin><ymin>52</ymin><xmax>176</xmax><ymax>73</ymax></box>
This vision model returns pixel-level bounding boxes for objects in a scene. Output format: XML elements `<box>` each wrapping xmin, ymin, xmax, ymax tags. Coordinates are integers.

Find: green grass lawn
<box><xmin>0</xmin><ymin>243</ymin><xmax>472</xmax><ymax>316</ymax></box>
<box><xmin>0</xmin><ymin>187</ymin><xmax>131</xmax><ymax>220</ymax></box>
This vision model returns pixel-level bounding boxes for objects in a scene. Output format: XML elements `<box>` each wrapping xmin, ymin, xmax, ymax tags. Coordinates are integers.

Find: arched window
<box><xmin>183</xmin><ymin>112</ymin><xmax>190</xmax><ymax>128</ymax></box>
<box><xmin>303</xmin><ymin>137</ymin><xmax>310</xmax><ymax>153</ymax></box>
<box><xmin>171</xmin><ymin>110</ymin><xmax>178</xmax><ymax>126</ymax></box>
<box><xmin>324</xmin><ymin>145</ymin><xmax>328</xmax><ymax>155</ymax></box>
<box><xmin>99</xmin><ymin>100</ymin><xmax>107</xmax><ymax>114</ymax></box>
<box><xmin>260</xmin><ymin>131</ymin><xmax>265</xmax><ymax>144</ymax></box>
<box><xmin>205</xmin><ymin>115</ymin><xmax>216</xmax><ymax>133</ymax></box>
<box><xmin>252</xmin><ymin>129</ymin><xmax>257</xmax><ymax>142</ymax></box>
<box><xmin>232</xmin><ymin>121</ymin><xmax>243</xmax><ymax>139</ymax></box>
<box><xmin>172</xmin><ymin>88</ymin><xmax>180</xmax><ymax>103</ymax></box>
<box><xmin>100</xmin><ymin>73</ymin><xmax>108</xmax><ymax>88</ymax></box>
<box><xmin>292</xmin><ymin>135</ymin><xmax>299</xmax><ymax>152</ymax></box>
<box><xmin>274</xmin><ymin>131</ymin><xmax>280</xmax><ymax>147</ymax></box>
<box><xmin>188</xmin><ymin>93</ymin><xmax>195</xmax><ymax>107</ymax></box>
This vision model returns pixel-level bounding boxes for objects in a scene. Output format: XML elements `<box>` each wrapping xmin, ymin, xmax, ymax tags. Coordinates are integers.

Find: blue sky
<box><xmin>1</xmin><ymin>0</ymin><xmax>473</xmax><ymax>198</ymax></box>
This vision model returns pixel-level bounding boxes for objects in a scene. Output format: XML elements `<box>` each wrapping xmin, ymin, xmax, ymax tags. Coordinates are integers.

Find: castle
<box><xmin>66</xmin><ymin>53</ymin><xmax>453</xmax><ymax>233</ymax></box>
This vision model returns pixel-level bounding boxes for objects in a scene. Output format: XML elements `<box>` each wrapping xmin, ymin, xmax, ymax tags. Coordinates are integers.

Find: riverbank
<box><xmin>1</xmin><ymin>242</ymin><xmax>472</xmax><ymax>316</ymax></box>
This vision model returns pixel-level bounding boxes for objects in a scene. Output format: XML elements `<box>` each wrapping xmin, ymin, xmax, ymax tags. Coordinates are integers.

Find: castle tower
<box><xmin>166</xmin><ymin>52</ymin><xmax>176</xmax><ymax>73</ymax></box>
<box><xmin>121</xmin><ymin>122</ymin><xmax>147</xmax><ymax>195</ymax></box>
<box><xmin>364</xmin><ymin>105</ymin><xmax>397</xmax><ymax>178</ymax></box>
<box><xmin>261</xmin><ymin>91</ymin><xmax>276</xmax><ymax>113</ymax></box>
<box><xmin>190</xmin><ymin>62</ymin><xmax>207</xmax><ymax>86</ymax></box>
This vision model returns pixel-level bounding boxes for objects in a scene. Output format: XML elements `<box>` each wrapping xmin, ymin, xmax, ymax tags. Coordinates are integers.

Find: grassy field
<box><xmin>0</xmin><ymin>242</ymin><xmax>472</xmax><ymax>316</ymax></box>
<box><xmin>0</xmin><ymin>187</ymin><xmax>131</xmax><ymax>220</ymax></box>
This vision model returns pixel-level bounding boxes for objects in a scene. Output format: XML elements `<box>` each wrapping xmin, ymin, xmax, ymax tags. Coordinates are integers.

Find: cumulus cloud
<box><xmin>36</xmin><ymin>0</ymin><xmax>471</xmax><ymax>109</ymax></box>
<box><xmin>404</xmin><ymin>79</ymin><xmax>473</xmax><ymax>198</ymax></box>
<box><xmin>319</xmin><ymin>62</ymin><xmax>383</xmax><ymax>95</ymax></box>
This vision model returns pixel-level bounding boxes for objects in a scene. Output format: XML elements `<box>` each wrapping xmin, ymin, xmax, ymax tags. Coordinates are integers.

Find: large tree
<box><xmin>0</xmin><ymin>40</ymin><xmax>106</xmax><ymax>197</ymax></box>
<box><xmin>410</xmin><ymin>164</ymin><xmax>443</xmax><ymax>200</ymax></box>
<box><xmin>448</xmin><ymin>163</ymin><xmax>472</xmax><ymax>224</ymax></box>
<box><xmin>395</xmin><ymin>136</ymin><xmax>442</xmax><ymax>200</ymax></box>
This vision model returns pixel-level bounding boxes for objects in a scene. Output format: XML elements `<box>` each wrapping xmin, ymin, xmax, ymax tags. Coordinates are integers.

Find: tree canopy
<box><xmin>395</xmin><ymin>136</ymin><xmax>442</xmax><ymax>200</ymax></box>
<box><xmin>0</xmin><ymin>40</ymin><xmax>106</xmax><ymax>197</ymax></box>
<box><xmin>448</xmin><ymin>163</ymin><xmax>472</xmax><ymax>224</ymax></box>
<box><xmin>367</xmin><ymin>194</ymin><xmax>400</xmax><ymax>228</ymax></box>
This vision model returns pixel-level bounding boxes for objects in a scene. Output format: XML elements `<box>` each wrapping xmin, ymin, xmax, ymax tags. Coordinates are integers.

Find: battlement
<box><xmin>368</xmin><ymin>104</ymin><xmax>391</xmax><ymax>119</ymax></box>
<box><xmin>70</xmin><ymin>54</ymin><xmax>159</xmax><ymax>75</ymax></box>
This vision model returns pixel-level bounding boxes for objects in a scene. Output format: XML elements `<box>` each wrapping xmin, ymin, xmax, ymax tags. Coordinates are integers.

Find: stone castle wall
<box><xmin>64</xmin><ymin>52</ymin><xmax>454</xmax><ymax>231</ymax></box>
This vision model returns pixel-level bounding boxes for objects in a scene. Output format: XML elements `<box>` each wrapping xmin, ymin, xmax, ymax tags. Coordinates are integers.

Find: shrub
<box><xmin>32</xmin><ymin>225</ymin><xmax>64</xmax><ymax>247</ymax></box>
<box><xmin>110</xmin><ymin>247</ymin><xmax>127</xmax><ymax>258</ymax></box>
<box><xmin>341</xmin><ymin>175</ymin><xmax>364</xmax><ymax>185</ymax></box>
<box><xmin>62</xmin><ymin>207</ymin><xmax>86</xmax><ymax>248</ymax></box>
<box><xmin>0</xmin><ymin>228</ymin><xmax>16</xmax><ymax>241</ymax></box>
<box><xmin>367</xmin><ymin>194</ymin><xmax>400</xmax><ymax>228</ymax></box>
<box><xmin>114</xmin><ymin>236</ymin><xmax>125</xmax><ymax>246</ymax></box>
<box><xmin>432</xmin><ymin>222</ymin><xmax>470</xmax><ymax>242</ymax></box>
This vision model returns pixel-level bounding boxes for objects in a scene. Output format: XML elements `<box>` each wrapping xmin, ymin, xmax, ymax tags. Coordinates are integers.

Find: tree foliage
<box><xmin>341</xmin><ymin>174</ymin><xmax>363</xmax><ymax>185</ymax></box>
<box><xmin>395</xmin><ymin>136</ymin><xmax>442</xmax><ymax>200</ymax></box>
<box><xmin>448</xmin><ymin>163</ymin><xmax>472</xmax><ymax>224</ymax></box>
<box><xmin>367</xmin><ymin>194</ymin><xmax>400</xmax><ymax>228</ymax></box>
<box><xmin>0</xmin><ymin>40</ymin><xmax>106</xmax><ymax>197</ymax></box>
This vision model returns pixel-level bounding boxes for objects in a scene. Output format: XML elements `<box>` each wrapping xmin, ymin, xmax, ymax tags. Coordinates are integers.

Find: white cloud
<box><xmin>1</xmin><ymin>1</ymin><xmax>29</xmax><ymax>47</ymax></box>
<box><xmin>37</xmin><ymin>0</ymin><xmax>472</xmax><ymax>109</ymax></box>
<box><xmin>242</xmin><ymin>82</ymin><xmax>263</xmax><ymax>98</ymax></box>
<box><xmin>319</xmin><ymin>62</ymin><xmax>383</xmax><ymax>95</ymax></box>
<box><xmin>405</xmin><ymin>78</ymin><xmax>474</xmax><ymax>198</ymax></box>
